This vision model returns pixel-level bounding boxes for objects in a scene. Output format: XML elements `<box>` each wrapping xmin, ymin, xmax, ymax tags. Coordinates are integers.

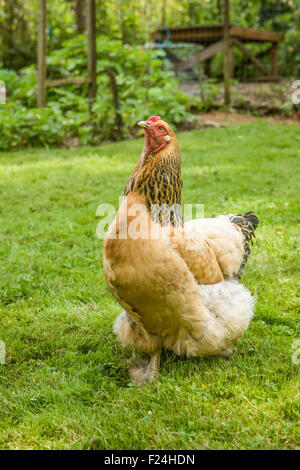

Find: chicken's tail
<box><xmin>199</xmin><ymin>280</ymin><xmax>255</xmax><ymax>350</ymax></box>
<box><xmin>229</xmin><ymin>211</ymin><xmax>259</xmax><ymax>278</ymax></box>
<box><xmin>164</xmin><ymin>280</ymin><xmax>255</xmax><ymax>358</ymax></box>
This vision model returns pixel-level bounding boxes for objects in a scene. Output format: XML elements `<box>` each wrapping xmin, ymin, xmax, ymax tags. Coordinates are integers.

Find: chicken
<box><xmin>103</xmin><ymin>115</ymin><xmax>259</xmax><ymax>385</ymax></box>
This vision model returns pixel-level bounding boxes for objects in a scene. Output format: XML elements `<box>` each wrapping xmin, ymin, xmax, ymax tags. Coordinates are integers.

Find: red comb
<box><xmin>146</xmin><ymin>116</ymin><xmax>161</xmax><ymax>123</ymax></box>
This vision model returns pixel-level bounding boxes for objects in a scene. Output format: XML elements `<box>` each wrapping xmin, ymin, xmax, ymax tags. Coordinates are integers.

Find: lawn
<box><xmin>0</xmin><ymin>121</ymin><xmax>299</xmax><ymax>450</ymax></box>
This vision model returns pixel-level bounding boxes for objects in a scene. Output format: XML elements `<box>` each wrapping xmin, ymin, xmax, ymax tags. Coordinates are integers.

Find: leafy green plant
<box><xmin>199</xmin><ymin>79</ymin><xmax>222</xmax><ymax>111</ymax></box>
<box><xmin>0</xmin><ymin>36</ymin><xmax>199</xmax><ymax>150</ymax></box>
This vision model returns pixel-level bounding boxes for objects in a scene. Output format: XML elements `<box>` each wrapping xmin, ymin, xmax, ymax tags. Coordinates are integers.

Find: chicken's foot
<box><xmin>144</xmin><ymin>349</ymin><xmax>162</xmax><ymax>383</ymax></box>
<box><xmin>127</xmin><ymin>349</ymin><xmax>162</xmax><ymax>386</ymax></box>
<box><xmin>127</xmin><ymin>354</ymin><xmax>148</xmax><ymax>386</ymax></box>
<box><xmin>219</xmin><ymin>347</ymin><xmax>233</xmax><ymax>360</ymax></box>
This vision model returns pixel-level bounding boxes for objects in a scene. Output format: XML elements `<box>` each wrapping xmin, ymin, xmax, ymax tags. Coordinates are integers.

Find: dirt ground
<box><xmin>198</xmin><ymin>110</ymin><xmax>299</xmax><ymax>125</ymax></box>
<box><xmin>181</xmin><ymin>81</ymin><xmax>299</xmax><ymax>124</ymax></box>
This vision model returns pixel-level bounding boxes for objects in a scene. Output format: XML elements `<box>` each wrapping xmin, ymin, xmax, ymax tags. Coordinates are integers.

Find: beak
<box><xmin>137</xmin><ymin>121</ymin><xmax>151</xmax><ymax>130</ymax></box>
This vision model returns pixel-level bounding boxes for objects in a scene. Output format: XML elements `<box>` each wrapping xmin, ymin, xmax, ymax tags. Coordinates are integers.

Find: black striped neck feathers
<box><xmin>125</xmin><ymin>142</ymin><xmax>183</xmax><ymax>227</ymax></box>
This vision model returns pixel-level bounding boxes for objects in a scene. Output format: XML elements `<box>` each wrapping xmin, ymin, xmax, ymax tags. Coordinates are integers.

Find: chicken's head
<box><xmin>137</xmin><ymin>116</ymin><xmax>174</xmax><ymax>156</ymax></box>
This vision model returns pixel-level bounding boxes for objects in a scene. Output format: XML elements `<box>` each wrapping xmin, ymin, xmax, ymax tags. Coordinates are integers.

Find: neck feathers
<box><xmin>124</xmin><ymin>141</ymin><xmax>183</xmax><ymax>226</ymax></box>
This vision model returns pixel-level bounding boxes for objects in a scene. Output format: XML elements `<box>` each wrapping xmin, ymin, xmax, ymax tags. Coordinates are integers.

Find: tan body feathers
<box><xmin>103</xmin><ymin>117</ymin><xmax>258</xmax><ymax>384</ymax></box>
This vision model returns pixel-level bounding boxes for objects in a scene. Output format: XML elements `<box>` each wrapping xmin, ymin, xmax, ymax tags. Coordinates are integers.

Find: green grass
<box><xmin>0</xmin><ymin>121</ymin><xmax>299</xmax><ymax>450</ymax></box>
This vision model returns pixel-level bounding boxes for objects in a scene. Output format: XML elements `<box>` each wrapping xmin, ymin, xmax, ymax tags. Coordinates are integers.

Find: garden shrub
<box><xmin>0</xmin><ymin>36</ymin><xmax>199</xmax><ymax>150</ymax></box>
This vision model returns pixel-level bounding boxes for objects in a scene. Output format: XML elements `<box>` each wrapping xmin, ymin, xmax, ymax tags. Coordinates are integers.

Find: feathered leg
<box><xmin>219</xmin><ymin>347</ymin><xmax>233</xmax><ymax>360</ymax></box>
<box><xmin>127</xmin><ymin>354</ymin><xmax>149</xmax><ymax>385</ymax></box>
<box><xmin>144</xmin><ymin>349</ymin><xmax>162</xmax><ymax>383</ymax></box>
<box><xmin>114</xmin><ymin>311</ymin><xmax>163</xmax><ymax>385</ymax></box>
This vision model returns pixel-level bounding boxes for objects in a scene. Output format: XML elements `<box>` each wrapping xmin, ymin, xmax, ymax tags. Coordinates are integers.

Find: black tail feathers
<box><xmin>242</xmin><ymin>211</ymin><xmax>259</xmax><ymax>230</ymax></box>
<box><xmin>229</xmin><ymin>211</ymin><xmax>259</xmax><ymax>278</ymax></box>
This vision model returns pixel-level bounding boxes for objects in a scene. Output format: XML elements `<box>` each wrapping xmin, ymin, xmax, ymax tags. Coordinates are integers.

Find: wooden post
<box><xmin>37</xmin><ymin>0</ymin><xmax>47</xmax><ymax>108</ymax></box>
<box><xmin>198</xmin><ymin>59</ymin><xmax>204</xmax><ymax>101</ymax></box>
<box><xmin>162</xmin><ymin>0</ymin><xmax>167</xmax><ymax>26</ymax></box>
<box><xmin>223</xmin><ymin>0</ymin><xmax>231</xmax><ymax>106</ymax></box>
<box><xmin>229</xmin><ymin>41</ymin><xmax>234</xmax><ymax>78</ymax></box>
<box><xmin>76</xmin><ymin>0</ymin><xmax>84</xmax><ymax>34</ymax></box>
<box><xmin>86</xmin><ymin>0</ymin><xmax>97</xmax><ymax>114</ymax></box>
<box><xmin>271</xmin><ymin>43</ymin><xmax>278</xmax><ymax>77</ymax></box>
<box><xmin>204</xmin><ymin>58</ymin><xmax>211</xmax><ymax>77</ymax></box>
<box><xmin>108</xmin><ymin>68</ymin><xmax>123</xmax><ymax>138</ymax></box>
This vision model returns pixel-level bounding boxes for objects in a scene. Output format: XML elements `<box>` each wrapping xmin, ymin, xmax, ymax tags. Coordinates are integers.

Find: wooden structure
<box><xmin>37</xmin><ymin>0</ymin><xmax>97</xmax><ymax>113</ymax></box>
<box><xmin>152</xmin><ymin>13</ymin><xmax>283</xmax><ymax>104</ymax></box>
<box><xmin>152</xmin><ymin>25</ymin><xmax>283</xmax><ymax>48</ymax></box>
<box><xmin>152</xmin><ymin>25</ymin><xmax>283</xmax><ymax>79</ymax></box>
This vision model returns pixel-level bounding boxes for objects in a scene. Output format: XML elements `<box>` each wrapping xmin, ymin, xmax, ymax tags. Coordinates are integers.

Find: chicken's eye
<box><xmin>159</xmin><ymin>127</ymin><xmax>165</xmax><ymax>132</ymax></box>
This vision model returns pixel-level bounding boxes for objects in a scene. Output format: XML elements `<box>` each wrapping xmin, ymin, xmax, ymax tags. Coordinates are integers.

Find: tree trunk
<box><xmin>162</xmin><ymin>0</ymin><xmax>167</xmax><ymax>26</ymax></box>
<box><xmin>76</xmin><ymin>0</ymin><xmax>84</xmax><ymax>34</ymax></box>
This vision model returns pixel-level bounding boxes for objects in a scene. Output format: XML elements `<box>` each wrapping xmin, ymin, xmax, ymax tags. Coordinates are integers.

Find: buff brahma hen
<box><xmin>103</xmin><ymin>116</ymin><xmax>259</xmax><ymax>385</ymax></box>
